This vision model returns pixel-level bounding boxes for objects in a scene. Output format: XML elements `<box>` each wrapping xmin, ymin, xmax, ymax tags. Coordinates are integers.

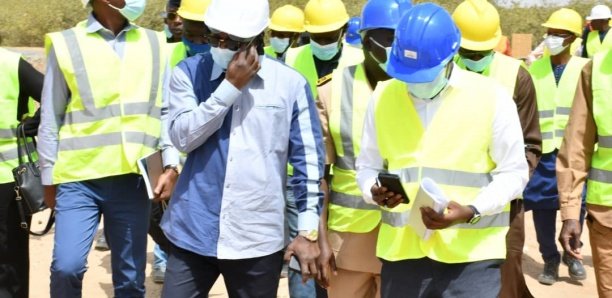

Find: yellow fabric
<box><xmin>177</xmin><ymin>0</ymin><xmax>211</xmax><ymax>22</ymax></box>
<box><xmin>264</xmin><ymin>46</ymin><xmax>277</xmax><ymax>59</ymax></box>
<box><xmin>452</xmin><ymin>0</ymin><xmax>502</xmax><ymax>51</ymax></box>
<box><xmin>328</xmin><ymin>64</ymin><xmax>381</xmax><ymax>233</ymax></box>
<box><xmin>586</xmin><ymin>30</ymin><xmax>612</xmax><ymax>58</ymax></box>
<box><xmin>269</xmin><ymin>5</ymin><xmax>305</xmax><ymax>33</ymax></box>
<box><xmin>529</xmin><ymin>55</ymin><xmax>589</xmax><ymax>153</ymax></box>
<box><xmin>373</xmin><ymin>69</ymin><xmax>508</xmax><ymax>263</ymax></box>
<box><xmin>169</xmin><ymin>42</ymin><xmax>187</xmax><ymax>68</ymax></box>
<box><xmin>455</xmin><ymin>52</ymin><xmax>522</xmax><ymax>96</ymax></box>
<box><xmin>588</xmin><ymin>50</ymin><xmax>612</xmax><ymax>207</ymax></box>
<box><xmin>541</xmin><ymin>8</ymin><xmax>583</xmax><ymax>36</ymax></box>
<box><xmin>46</xmin><ymin>22</ymin><xmax>165</xmax><ymax>184</ymax></box>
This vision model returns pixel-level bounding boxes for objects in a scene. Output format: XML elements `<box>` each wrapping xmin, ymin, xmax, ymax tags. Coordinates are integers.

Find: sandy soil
<box><xmin>26</xmin><ymin>209</ymin><xmax>596</xmax><ymax>298</ymax></box>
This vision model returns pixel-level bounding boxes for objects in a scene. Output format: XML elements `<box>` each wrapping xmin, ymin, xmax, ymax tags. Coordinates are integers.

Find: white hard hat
<box><xmin>204</xmin><ymin>0</ymin><xmax>270</xmax><ymax>39</ymax></box>
<box><xmin>586</xmin><ymin>4</ymin><xmax>611</xmax><ymax>20</ymax></box>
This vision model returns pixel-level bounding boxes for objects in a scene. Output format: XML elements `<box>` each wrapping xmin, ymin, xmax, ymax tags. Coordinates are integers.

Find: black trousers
<box><xmin>148</xmin><ymin>201</ymin><xmax>170</xmax><ymax>253</ymax></box>
<box><xmin>162</xmin><ymin>243</ymin><xmax>283</xmax><ymax>298</ymax></box>
<box><xmin>0</xmin><ymin>182</ymin><xmax>30</xmax><ymax>298</ymax></box>
<box><xmin>381</xmin><ymin>257</ymin><xmax>503</xmax><ymax>298</ymax></box>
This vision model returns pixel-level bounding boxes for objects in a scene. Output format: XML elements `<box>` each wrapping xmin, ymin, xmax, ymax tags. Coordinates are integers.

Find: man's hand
<box><xmin>559</xmin><ymin>219</ymin><xmax>582</xmax><ymax>260</ymax></box>
<box><xmin>153</xmin><ymin>168</ymin><xmax>179</xmax><ymax>202</ymax></box>
<box><xmin>371</xmin><ymin>183</ymin><xmax>404</xmax><ymax>208</ymax></box>
<box><xmin>316</xmin><ymin>235</ymin><xmax>337</xmax><ymax>288</ymax></box>
<box><xmin>226</xmin><ymin>46</ymin><xmax>260</xmax><ymax>90</ymax></box>
<box><xmin>43</xmin><ymin>185</ymin><xmax>57</xmax><ymax>209</ymax></box>
<box><xmin>284</xmin><ymin>235</ymin><xmax>320</xmax><ymax>283</ymax></box>
<box><xmin>420</xmin><ymin>201</ymin><xmax>474</xmax><ymax>230</ymax></box>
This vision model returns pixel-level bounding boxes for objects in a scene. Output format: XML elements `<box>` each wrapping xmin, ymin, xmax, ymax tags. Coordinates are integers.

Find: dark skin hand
<box><xmin>559</xmin><ymin>219</ymin><xmax>583</xmax><ymax>260</ymax></box>
<box><xmin>420</xmin><ymin>201</ymin><xmax>474</xmax><ymax>230</ymax></box>
<box><xmin>153</xmin><ymin>169</ymin><xmax>178</xmax><ymax>202</ymax></box>
<box><xmin>370</xmin><ymin>183</ymin><xmax>404</xmax><ymax>208</ymax></box>
<box><xmin>225</xmin><ymin>45</ymin><xmax>260</xmax><ymax>90</ymax></box>
<box><xmin>316</xmin><ymin>178</ymin><xmax>337</xmax><ymax>289</ymax></box>
<box><xmin>43</xmin><ymin>185</ymin><xmax>57</xmax><ymax>209</ymax></box>
<box><xmin>284</xmin><ymin>235</ymin><xmax>321</xmax><ymax>283</ymax></box>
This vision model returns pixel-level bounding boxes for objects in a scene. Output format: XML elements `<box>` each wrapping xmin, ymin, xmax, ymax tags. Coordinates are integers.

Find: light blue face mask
<box><xmin>461</xmin><ymin>52</ymin><xmax>494</xmax><ymax>73</ymax></box>
<box><xmin>311</xmin><ymin>39</ymin><xmax>340</xmax><ymax>61</ymax></box>
<box><xmin>183</xmin><ymin>37</ymin><xmax>211</xmax><ymax>57</ymax></box>
<box><xmin>108</xmin><ymin>0</ymin><xmax>146</xmax><ymax>21</ymax></box>
<box><xmin>163</xmin><ymin>24</ymin><xmax>172</xmax><ymax>39</ymax></box>
<box><xmin>406</xmin><ymin>66</ymin><xmax>450</xmax><ymax>100</ymax></box>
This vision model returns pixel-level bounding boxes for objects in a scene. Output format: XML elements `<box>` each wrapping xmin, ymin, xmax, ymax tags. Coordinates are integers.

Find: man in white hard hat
<box><xmin>160</xmin><ymin>0</ymin><xmax>325</xmax><ymax>296</ymax></box>
<box><xmin>582</xmin><ymin>4</ymin><xmax>611</xmax><ymax>58</ymax></box>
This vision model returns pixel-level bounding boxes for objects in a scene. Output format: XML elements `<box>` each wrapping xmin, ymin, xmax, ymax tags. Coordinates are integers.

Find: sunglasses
<box><xmin>206</xmin><ymin>33</ymin><xmax>255</xmax><ymax>51</ymax></box>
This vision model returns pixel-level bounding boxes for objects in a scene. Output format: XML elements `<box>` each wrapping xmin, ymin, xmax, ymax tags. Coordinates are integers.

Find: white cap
<box><xmin>204</xmin><ymin>0</ymin><xmax>270</xmax><ymax>39</ymax></box>
<box><xmin>587</xmin><ymin>4</ymin><xmax>611</xmax><ymax>20</ymax></box>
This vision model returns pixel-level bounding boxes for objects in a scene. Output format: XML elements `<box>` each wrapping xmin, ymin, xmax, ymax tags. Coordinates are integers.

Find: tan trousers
<box><xmin>500</xmin><ymin>199</ymin><xmax>533</xmax><ymax>298</ymax></box>
<box><xmin>327</xmin><ymin>226</ymin><xmax>381</xmax><ymax>298</ymax></box>
<box><xmin>588</xmin><ymin>213</ymin><xmax>612</xmax><ymax>298</ymax></box>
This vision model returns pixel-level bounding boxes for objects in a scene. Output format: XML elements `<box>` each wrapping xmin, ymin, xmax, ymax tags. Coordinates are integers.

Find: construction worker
<box><xmin>524</xmin><ymin>8</ymin><xmax>589</xmax><ymax>286</ymax></box>
<box><xmin>0</xmin><ymin>47</ymin><xmax>42</xmax><ymax>298</ymax></box>
<box><xmin>451</xmin><ymin>0</ymin><xmax>542</xmax><ymax>297</ymax></box>
<box><xmin>582</xmin><ymin>4</ymin><xmax>611</xmax><ymax>58</ymax></box>
<box><xmin>39</xmin><ymin>0</ymin><xmax>178</xmax><ymax>297</ymax></box>
<box><xmin>160</xmin><ymin>0</ymin><xmax>324</xmax><ymax>296</ymax></box>
<box><xmin>557</xmin><ymin>49</ymin><xmax>612</xmax><ymax>298</ymax></box>
<box><xmin>344</xmin><ymin>16</ymin><xmax>362</xmax><ymax>48</ymax></box>
<box><xmin>163</xmin><ymin>0</ymin><xmax>183</xmax><ymax>43</ymax></box>
<box><xmin>316</xmin><ymin>1</ymin><xmax>412</xmax><ymax>296</ymax></box>
<box><xmin>170</xmin><ymin>0</ymin><xmax>211</xmax><ymax>63</ymax></box>
<box><xmin>356</xmin><ymin>3</ymin><xmax>528</xmax><ymax>297</ymax></box>
<box><xmin>264</xmin><ymin>5</ymin><xmax>305</xmax><ymax>61</ymax></box>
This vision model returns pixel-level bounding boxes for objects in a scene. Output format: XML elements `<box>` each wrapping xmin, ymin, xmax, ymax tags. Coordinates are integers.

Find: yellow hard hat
<box><xmin>452</xmin><ymin>0</ymin><xmax>501</xmax><ymax>51</ymax></box>
<box><xmin>177</xmin><ymin>0</ymin><xmax>212</xmax><ymax>22</ymax></box>
<box><xmin>269</xmin><ymin>5</ymin><xmax>305</xmax><ymax>32</ymax></box>
<box><xmin>304</xmin><ymin>0</ymin><xmax>349</xmax><ymax>33</ymax></box>
<box><xmin>542</xmin><ymin>8</ymin><xmax>583</xmax><ymax>36</ymax></box>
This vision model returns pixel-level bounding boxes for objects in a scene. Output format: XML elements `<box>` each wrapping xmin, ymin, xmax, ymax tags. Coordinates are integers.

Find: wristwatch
<box><xmin>298</xmin><ymin>229</ymin><xmax>318</xmax><ymax>242</ymax></box>
<box><xmin>467</xmin><ymin>205</ymin><xmax>481</xmax><ymax>225</ymax></box>
<box><xmin>164</xmin><ymin>165</ymin><xmax>179</xmax><ymax>175</ymax></box>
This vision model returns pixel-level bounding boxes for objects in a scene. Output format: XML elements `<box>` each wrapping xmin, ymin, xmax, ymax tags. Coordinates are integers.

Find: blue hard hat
<box><xmin>386</xmin><ymin>3</ymin><xmax>460</xmax><ymax>83</ymax></box>
<box><xmin>360</xmin><ymin>0</ymin><xmax>413</xmax><ymax>32</ymax></box>
<box><xmin>345</xmin><ymin>16</ymin><xmax>362</xmax><ymax>45</ymax></box>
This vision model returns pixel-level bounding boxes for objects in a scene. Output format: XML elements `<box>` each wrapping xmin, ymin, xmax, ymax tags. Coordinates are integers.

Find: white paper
<box><xmin>137</xmin><ymin>150</ymin><xmax>163</xmax><ymax>200</ymax></box>
<box><xmin>407</xmin><ymin>177</ymin><xmax>450</xmax><ymax>240</ymax></box>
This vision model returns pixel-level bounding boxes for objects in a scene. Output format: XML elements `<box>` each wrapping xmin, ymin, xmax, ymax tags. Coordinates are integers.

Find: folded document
<box><xmin>407</xmin><ymin>177</ymin><xmax>450</xmax><ymax>240</ymax></box>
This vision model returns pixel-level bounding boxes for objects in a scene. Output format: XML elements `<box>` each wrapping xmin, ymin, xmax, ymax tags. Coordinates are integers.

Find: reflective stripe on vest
<box><xmin>586</xmin><ymin>30</ymin><xmax>612</xmax><ymax>58</ymax></box>
<box><xmin>587</xmin><ymin>50</ymin><xmax>612</xmax><ymax>207</ymax></box>
<box><xmin>0</xmin><ymin>48</ymin><xmax>25</xmax><ymax>183</ymax></box>
<box><xmin>529</xmin><ymin>55</ymin><xmax>589</xmax><ymax>153</ymax></box>
<box><xmin>373</xmin><ymin>70</ymin><xmax>508</xmax><ymax>263</ymax></box>
<box><xmin>46</xmin><ymin>22</ymin><xmax>164</xmax><ymax>184</ymax></box>
<box><xmin>328</xmin><ymin>64</ymin><xmax>381</xmax><ymax>233</ymax></box>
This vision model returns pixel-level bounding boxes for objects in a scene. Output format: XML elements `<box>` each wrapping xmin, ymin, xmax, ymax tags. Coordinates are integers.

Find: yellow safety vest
<box><xmin>586</xmin><ymin>30</ymin><xmax>612</xmax><ymax>58</ymax></box>
<box><xmin>455</xmin><ymin>52</ymin><xmax>522</xmax><ymax>96</ymax></box>
<box><xmin>45</xmin><ymin>21</ymin><xmax>165</xmax><ymax>184</ymax></box>
<box><xmin>169</xmin><ymin>42</ymin><xmax>187</xmax><ymax>68</ymax></box>
<box><xmin>264</xmin><ymin>46</ymin><xmax>277</xmax><ymax>59</ymax></box>
<box><xmin>328</xmin><ymin>63</ymin><xmax>381</xmax><ymax>233</ymax></box>
<box><xmin>587</xmin><ymin>49</ymin><xmax>612</xmax><ymax>207</ymax></box>
<box><xmin>529</xmin><ymin>55</ymin><xmax>589</xmax><ymax>154</ymax></box>
<box><xmin>285</xmin><ymin>43</ymin><xmax>363</xmax><ymax>100</ymax></box>
<box><xmin>373</xmin><ymin>68</ymin><xmax>509</xmax><ymax>263</ymax></box>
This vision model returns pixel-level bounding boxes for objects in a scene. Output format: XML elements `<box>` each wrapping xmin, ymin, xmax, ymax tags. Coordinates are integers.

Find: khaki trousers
<box><xmin>500</xmin><ymin>199</ymin><xmax>533</xmax><ymax>298</ymax></box>
<box><xmin>588</xmin><ymin>211</ymin><xmax>612</xmax><ymax>298</ymax></box>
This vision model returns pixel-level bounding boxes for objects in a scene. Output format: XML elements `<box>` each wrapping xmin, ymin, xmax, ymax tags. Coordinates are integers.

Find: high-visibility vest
<box><xmin>0</xmin><ymin>48</ymin><xmax>35</xmax><ymax>183</ymax></box>
<box><xmin>586</xmin><ymin>30</ymin><xmax>612</xmax><ymax>58</ymax></box>
<box><xmin>587</xmin><ymin>49</ymin><xmax>612</xmax><ymax>207</ymax></box>
<box><xmin>168</xmin><ymin>42</ymin><xmax>187</xmax><ymax>68</ymax></box>
<box><xmin>285</xmin><ymin>43</ymin><xmax>363</xmax><ymax>100</ymax></box>
<box><xmin>529</xmin><ymin>55</ymin><xmax>589</xmax><ymax>154</ymax></box>
<box><xmin>455</xmin><ymin>52</ymin><xmax>523</xmax><ymax>96</ymax></box>
<box><xmin>264</xmin><ymin>46</ymin><xmax>277</xmax><ymax>59</ymax></box>
<box><xmin>328</xmin><ymin>64</ymin><xmax>381</xmax><ymax>233</ymax></box>
<box><xmin>45</xmin><ymin>21</ymin><xmax>165</xmax><ymax>184</ymax></box>
<box><xmin>373</xmin><ymin>68</ymin><xmax>509</xmax><ymax>263</ymax></box>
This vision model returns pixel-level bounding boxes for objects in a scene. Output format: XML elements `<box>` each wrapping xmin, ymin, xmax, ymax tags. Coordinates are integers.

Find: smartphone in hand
<box><xmin>377</xmin><ymin>173</ymin><xmax>410</xmax><ymax>204</ymax></box>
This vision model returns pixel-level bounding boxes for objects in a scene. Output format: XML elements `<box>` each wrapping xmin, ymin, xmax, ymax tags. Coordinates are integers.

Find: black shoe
<box><xmin>538</xmin><ymin>259</ymin><xmax>559</xmax><ymax>285</ymax></box>
<box><xmin>563</xmin><ymin>252</ymin><xmax>587</xmax><ymax>281</ymax></box>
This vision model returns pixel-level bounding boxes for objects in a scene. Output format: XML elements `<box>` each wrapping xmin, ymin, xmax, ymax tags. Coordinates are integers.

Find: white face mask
<box><xmin>545</xmin><ymin>35</ymin><xmax>569</xmax><ymax>56</ymax></box>
<box><xmin>210</xmin><ymin>46</ymin><xmax>237</xmax><ymax>69</ymax></box>
<box><xmin>406</xmin><ymin>66</ymin><xmax>450</xmax><ymax>100</ymax></box>
<box><xmin>270</xmin><ymin>37</ymin><xmax>290</xmax><ymax>54</ymax></box>
<box><xmin>367</xmin><ymin>36</ymin><xmax>391</xmax><ymax>72</ymax></box>
<box><xmin>108</xmin><ymin>0</ymin><xmax>146</xmax><ymax>21</ymax></box>
<box><xmin>311</xmin><ymin>39</ymin><xmax>340</xmax><ymax>61</ymax></box>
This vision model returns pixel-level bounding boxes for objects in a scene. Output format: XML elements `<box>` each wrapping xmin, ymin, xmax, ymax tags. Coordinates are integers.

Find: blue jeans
<box><xmin>153</xmin><ymin>244</ymin><xmax>168</xmax><ymax>270</ymax></box>
<box><xmin>50</xmin><ymin>174</ymin><xmax>150</xmax><ymax>298</ymax></box>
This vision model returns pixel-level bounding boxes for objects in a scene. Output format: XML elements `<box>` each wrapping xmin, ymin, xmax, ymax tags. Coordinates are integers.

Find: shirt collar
<box><xmin>86</xmin><ymin>13</ymin><xmax>138</xmax><ymax>36</ymax></box>
<box><xmin>210</xmin><ymin>54</ymin><xmax>269</xmax><ymax>82</ymax></box>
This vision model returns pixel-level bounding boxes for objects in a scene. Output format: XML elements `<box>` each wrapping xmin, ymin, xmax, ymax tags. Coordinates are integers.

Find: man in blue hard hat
<box><xmin>355</xmin><ymin>3</ymin><xmax>528</xmax><ymax>297</ymax></box>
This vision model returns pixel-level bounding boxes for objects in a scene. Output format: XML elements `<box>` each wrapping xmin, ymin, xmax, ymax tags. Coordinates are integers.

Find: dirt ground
<box><xmin>27</xmin><ymin>209</ymin><xmax>596</xmax><ymax>298</ymax></box>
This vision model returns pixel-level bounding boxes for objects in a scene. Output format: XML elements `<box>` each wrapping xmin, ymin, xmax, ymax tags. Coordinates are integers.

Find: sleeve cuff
<box><xmin>297</xmin><ymin>211</ymin><xmax>320</xmax><ymax>231</ymax></box>
<box><xmin>560</xmin><ymin>197</ymin><xmax>582</xmax><ymax>221</ymax></box>
<box><xmin>41</xmin><ymin>167</ymin><xmax>54</xmax><ymax>185</ymax></box>
<box><xmin>362</xmin><ymin>177</ymin><xmax>378</xmax><ymax>205</ymax></box>
<box><xmin>214</xmin><ymin>79</ymin><xmax>241</xmax><ymax>106</ymax></box>
<box><xmin>162</xmin><ymin>147</ymin><xmax>181</xmax><ymax>167</ymax></box>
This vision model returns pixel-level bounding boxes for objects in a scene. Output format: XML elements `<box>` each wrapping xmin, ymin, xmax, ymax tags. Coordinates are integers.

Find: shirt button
<box><xmin>229</xmin><ymin>157</ymin><xmax>233</xmax><ymax>162</ymax></box>
<box><xmin>235</xmin><ymin>106</ymin><xmax>240</xmax><ymax>111</ymax></box>
<box><xmin>226</xmin><ymin>184</ymin><xmax>230</xmax><ymax>188</ymax></box>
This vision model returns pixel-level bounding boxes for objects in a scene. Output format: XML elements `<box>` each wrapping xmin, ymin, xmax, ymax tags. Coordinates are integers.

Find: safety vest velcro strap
<box><xmin>541</xmin><ymin>131</ymin><xmax>554</xmax><ymax>140</ymax></box>
<box><xmin>539</xmin><ymin>110</ymin><xmax>554</xmax><ymax>118</ymax></box>
<box><xmin>330</xmin><ymin>191</ymin><xmax>379</xmax><ymax>210</ymax></box>
<box><xmin>395</xmin><ymin>167</ymin><xmax>492</xmax><ymax>188</ymax></box>
<box><xmin>335</xmin><ymin>155</ymin><xmax>355</xmax><ymax>171</ymax></box>
<box><xmin>0</xmin><ymin>128</ymin><xmax>16</xmax><ymax>139</ymax></box>
<box><xmin>59</xmin><ymin>131</ymin><xmax>158</xmax><ymax>151</ymax></box>
<box><xmin>555</xmin><ymin>107</ymin><xmax>571</xmax><ymax>115</ymax></box>
<box><xmin>381</xmin><ymin>210</ymin><xmax>509</xmax><ymax>229</ymax></box>
<box><xmin>66</xmin><ymin>103</ymin><xmax>162</xmax><ymax>124</ymax></box>
<box><xmin>599</xmin><ymin>135</ymin><xmax>612</xmax><ymax>148</ymax></box>
<box><xmin>589</xmin><ymin>168</ymin><xmax>612</xmax><ymax>184</ymax></box>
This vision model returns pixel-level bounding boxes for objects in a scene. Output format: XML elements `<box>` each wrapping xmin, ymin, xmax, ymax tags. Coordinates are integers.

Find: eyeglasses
<box><xmin>206</xmin><ymin>33</ymin><xmax>254</xmax><ymax>51</ymax></box>
<box><xmin>458</xmin><ymin>48</ymin><xmax>493</xmax><ymax>60</ymax></box>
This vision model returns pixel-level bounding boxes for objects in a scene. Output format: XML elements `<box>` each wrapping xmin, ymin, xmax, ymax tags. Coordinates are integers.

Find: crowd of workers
<box><xmin>0</xmin><ymin>0</ymin><xmax>611</xmax><ymax>297</ymax></box>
